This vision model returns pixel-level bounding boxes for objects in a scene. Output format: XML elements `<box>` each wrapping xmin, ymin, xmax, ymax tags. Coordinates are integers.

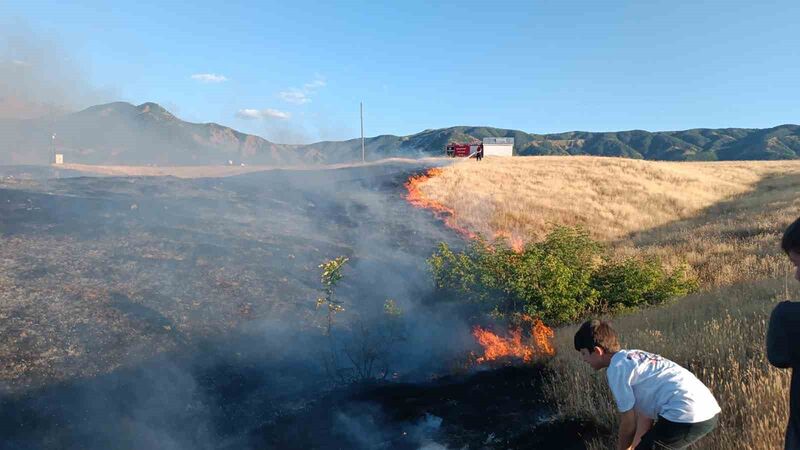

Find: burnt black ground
<box><xmin>0</xmin><ymin>162</ymin><xmax>604</xmax><ymax>449</ymax></box>
<box><xmin>252</xmin><ymin>364</ymin><xmax>605</xmax><ymax>450</ymax></box>
<box><xmin>0</xmin><ymin>353</ymin><xmax>605</xmax><ymax>450</ymax></box>
<box><xmin>0</xmin><ymin>162</ymin><xmax>457</xmax><ymax>391</ymax></box>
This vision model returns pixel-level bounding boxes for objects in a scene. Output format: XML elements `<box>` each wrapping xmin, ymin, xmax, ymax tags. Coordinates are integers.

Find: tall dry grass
<box><xmin>419</xmin><ymin>156</ymin><xmax>800</xmax><ymax>244</ymax></box>
<box><xmin>540</xmin><ymin>163</ymin><xmax>797</xmax><ymax>449</ymax></box>
<box><xmin>614</xmin><ymin>168</ymin><xmax>800</xmax><ymax>288</ymax></box>
<box><xmin>421</xmin><ymin>156</ymin><xmax>800</xmax><ymax>448</ymax></box>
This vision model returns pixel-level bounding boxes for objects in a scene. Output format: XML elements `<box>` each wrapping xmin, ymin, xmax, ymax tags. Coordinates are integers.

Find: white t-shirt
<box><xmin>606</xmin><ymin>349</ymin><xmax>721</xmax><ymax>423</ymax></box>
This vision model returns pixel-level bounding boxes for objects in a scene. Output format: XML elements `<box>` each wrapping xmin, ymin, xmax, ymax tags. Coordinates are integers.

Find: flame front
<box><xmin>406</xmin><ymin>169</ymin><xmax>555</xmax><ymax>363</ymax></box>
<box><xmin>404</xmin><ymin>168</ymin><xmax>475</xmax><ymax>239</ymax></box>
<box><xmin>404</xmin><ymin>168</ymin><xmax>524</xmax><ymax>251</ymax></box>
<box><xmin>472</xmin><ymin>317</ymin><xmax>555</xmax><ymax>363</ymax></box>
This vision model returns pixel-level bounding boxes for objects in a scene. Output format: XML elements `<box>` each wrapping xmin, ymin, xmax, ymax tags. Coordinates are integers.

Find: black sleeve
<box><xmin>767</xmin><ymin>301</ymin><xmax>800</xmax><ymax>368</ymax></box>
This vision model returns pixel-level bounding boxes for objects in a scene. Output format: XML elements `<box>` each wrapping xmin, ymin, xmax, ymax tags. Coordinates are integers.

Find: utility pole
<box><xmin>360</xmin><ymin>102</ymin><xmax>365</xmax><ymax>163</ymax></box>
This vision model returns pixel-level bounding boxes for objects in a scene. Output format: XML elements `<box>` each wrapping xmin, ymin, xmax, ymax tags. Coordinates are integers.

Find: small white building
<box><xmin>482</xmin><ymin>137</ymin><xmax>514</xmax><ymax>156</ymax></box>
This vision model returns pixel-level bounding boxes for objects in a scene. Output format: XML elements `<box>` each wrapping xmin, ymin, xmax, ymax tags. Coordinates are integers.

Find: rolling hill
<box><xmin>0</xmin><ymin>102</ymin><xmax>310</xmax><ymax>165</ymax></box>
<box><xmin>1</xmin><ymin>101</ymin><xmax>798</xmax><ymax>165</ymax></box>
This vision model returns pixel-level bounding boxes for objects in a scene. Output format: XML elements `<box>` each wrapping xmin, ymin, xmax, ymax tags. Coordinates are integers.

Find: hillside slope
<box><xmin>2</xmin><ymin>101</ymin><xmax>798</xmax><ymax>165</ymax></box>
<box><xmin>414</xmin><ymin>156</ymin><xmax>800</xmax><ymax>244</ymax></box>
<box><xmin>299</xmin><ymin>124</ymin><xmax>800</xmax><ymax>162</ymax></box>
<box><xmin>0</xmin><ymin>102</ymin><xmax>310</xmax><ymax>165</ymax></box>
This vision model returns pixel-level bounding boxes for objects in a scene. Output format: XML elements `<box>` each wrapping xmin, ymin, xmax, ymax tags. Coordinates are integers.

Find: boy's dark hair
<box><xmin>574</xmin><ymin>319</ymin><xmax>621</xmax><ymax>353</ymax></box>
<box><xmin>782</xmin><ymin>216</ymin><xmax>800</xmax><ymax>254</ymax></box>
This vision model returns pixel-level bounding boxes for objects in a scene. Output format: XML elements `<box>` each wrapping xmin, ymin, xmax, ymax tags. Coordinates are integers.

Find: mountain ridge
<box><xmin>1</xmin><ymin>102</ymin><xmax>798</xmax><ymax>165</ymax></box>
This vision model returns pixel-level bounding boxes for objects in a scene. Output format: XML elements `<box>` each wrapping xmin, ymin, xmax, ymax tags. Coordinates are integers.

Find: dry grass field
<box><xmin>420</xmin><ymin>155</ymin><xmax>800</xmax><ymax>449</ymax></box>
<box><xmin>418</xmin><ymin>156</ymin><xmax>800</xmax><ymax>243</ymax></box>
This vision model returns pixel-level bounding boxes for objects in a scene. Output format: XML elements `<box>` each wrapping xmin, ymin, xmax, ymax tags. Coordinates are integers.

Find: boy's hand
<box><xmin>617</xmin><ymin>409</ymin><xmax>637</xmax><ymax>450</ymax></box>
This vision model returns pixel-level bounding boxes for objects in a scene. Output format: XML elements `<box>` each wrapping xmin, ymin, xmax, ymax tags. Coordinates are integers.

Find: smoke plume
<box><xmin>0</xmin><ymin>23</ymin><xmax>113</xmax><ymax>119</ymax></box>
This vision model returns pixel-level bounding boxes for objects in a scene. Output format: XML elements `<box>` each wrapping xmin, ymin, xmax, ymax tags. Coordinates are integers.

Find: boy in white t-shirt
<box><xmin>574</xmin><ymin>320</ymin><xmax>721</xmax><ymax>450</ymax></box>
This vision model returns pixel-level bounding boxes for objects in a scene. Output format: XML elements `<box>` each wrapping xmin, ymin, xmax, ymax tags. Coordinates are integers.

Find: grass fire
<box><xmin>404</xmin><ymin>167</ymin><xmax>476</xmax><ymax>240</ymax></box>
<box><xmin>1</xmin><ymin>156</ymin><xmax>799</xmax><ymax>450</ymax></box>
<box><xmin>3</xmin><ymin>6</ymin><xmax>800</xmax><ymax>448</ymax></box>
<box><xmin>472</xmin><ymin>316</ymin><xmax>555</xmax><ymax>364</ymax></box>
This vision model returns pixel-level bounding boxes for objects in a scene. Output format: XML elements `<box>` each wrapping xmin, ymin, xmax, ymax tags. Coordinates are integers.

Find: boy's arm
<box><xmin>632</xmin><ymin>414</ymin><xmax>653</xmax><ymax>448</ymax></box>
<box><xmin>607</xmin><ymin>356</ymin><xmax>638</xmax><ymax>449</ymax></box>
<box><xmin>617</xmin><ymin>409</ymin><xmax>637</xmax><ymax>450</ymax></box>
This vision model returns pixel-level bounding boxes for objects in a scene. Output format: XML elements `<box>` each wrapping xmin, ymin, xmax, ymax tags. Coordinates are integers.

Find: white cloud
<box><xmin>278</xmin><ymin>89</ymin><xmax>310</xmax><ymax>105</ymax></box>
<box><xmin>236</xmin><ymin>109</ymin><xmax>262</xmax><ymax>119</ymax></box>
<box><xmin>278</xmin><ymin>75</ymin><xmax>326</xmax><ymax>104</ymax></box>
<box><xmin>191</xmin><ymin>73</ymin><xmax>228</xmax><ymax>83</ymax></box>
<box><xmin>262</xmin><ymin>108</ymin><xmax>290</xmax><ymax>119</ymax></box>
<box><xmin>303</xmin><ymin>77</ymin><xmax>326</xmax><ymax>91</ymax></box>
<box><xmin>236</xmin><ymin>108</ymin><xmax>290</xmax><ymax>120</ymax></box>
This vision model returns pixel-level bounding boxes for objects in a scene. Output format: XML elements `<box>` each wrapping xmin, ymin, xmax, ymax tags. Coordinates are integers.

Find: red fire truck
<box><xmin>445</xmin><ymin>142</ymin><xmax>483</xmax><ymax>158</ymax></box>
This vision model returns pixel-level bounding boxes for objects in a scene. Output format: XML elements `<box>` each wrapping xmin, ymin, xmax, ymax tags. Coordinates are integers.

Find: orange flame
<box><xmin>532</xmin><ymin>318</ymin><xmax>555</xmax><ymax>356</ymax></box>
<box><xmin>404</xmin><ymin>168</ymin><xmax>476</xmax><ymax>239</ymax></box>
<box><xmin>492</xmin><ymin>230</ymin><xmax>525</xmax><ymax>253</ymax></box>
<box><xmin>472</xmin><ymin>316</ymin><xmax>555</xmax><ymax>363</ymax></box>
<box><xmin>404</xmin><ymin>168</ymin><xmax>524</xmax><ymax>252</ymax></box>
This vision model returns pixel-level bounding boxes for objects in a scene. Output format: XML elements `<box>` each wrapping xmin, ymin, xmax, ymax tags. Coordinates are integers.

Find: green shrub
<box><xmin>592</xmin><ymin>258</ymin><xmax>697</xmax><ymax>312</ymax></box>
<box><xmin>428</xmin><ymin>226</ymin><xmax>697</xmax><ymax>324</ymax></box>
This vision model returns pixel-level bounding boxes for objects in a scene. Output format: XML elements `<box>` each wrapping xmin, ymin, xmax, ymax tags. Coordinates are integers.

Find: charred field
<box><xmin>0</xmin><ymin>162</ymin><xmax>593</xmax><ymax>449</ymax></box>
<box><xmin>254</xmin><ymin>365</ymin><xmax>603</xmax><ymax>450</ymax></box>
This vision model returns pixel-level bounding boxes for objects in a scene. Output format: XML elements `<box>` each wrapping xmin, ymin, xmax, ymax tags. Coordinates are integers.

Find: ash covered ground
<box><xmin>0</xmin><ymin>163</ymin><xmax>600</xmax><ymax>449</ymax></box>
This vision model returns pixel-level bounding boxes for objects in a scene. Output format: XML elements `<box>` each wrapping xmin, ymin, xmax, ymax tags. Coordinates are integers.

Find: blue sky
<box><xmin>5</xmin><ymin>0</ymin><xmax>800</xmax><ymax>144</ymax></box>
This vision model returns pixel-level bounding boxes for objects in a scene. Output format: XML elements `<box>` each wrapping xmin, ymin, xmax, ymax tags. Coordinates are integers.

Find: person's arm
<box><xmin>617</xmin><ymin>409</ymin><xmax>637</xmax><ymax>450</ymax></box>
<box><xmin>632</xmin><ymin>414</ymin><xmax>653</xmax><ymax>448</ymax></box>
<box><xmin>607</xmin><ymin>355</ymin><xmax>638</xmax><ymax>449</ymax></box>
<box><xmin>767</xmin><ymin>302</ymin><xmax>791</xmax><ymax>368</ymax></box>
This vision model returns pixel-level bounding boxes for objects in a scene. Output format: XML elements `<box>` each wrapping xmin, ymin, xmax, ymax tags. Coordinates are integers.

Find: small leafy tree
<box><xmin>592</xmin><ymin>258</ymin><xmax>697</xmax><ymax>312</ymax></box>
<box><xmin>313</xmin><ymin>257</ymin><xmax>407</xmax><ymax>384</ymax></box>
<box><xmin>341</xmin><ymin>299</ymin><xmax>407</xmax><ymax>381</ymax></box>
<box><xmin>315</xmin><ymin>256</ymin><xmax>349</xmax><ymax>335</ymax></box>
<box><xmin>510</xmin><ymin>227</ymin><xmax>602</xmax><ymax>323</ymax></box>
<box><xmin>428</xmin><ymin>226</ymin><xmax>697</xmax><ymax>324</ymax></box>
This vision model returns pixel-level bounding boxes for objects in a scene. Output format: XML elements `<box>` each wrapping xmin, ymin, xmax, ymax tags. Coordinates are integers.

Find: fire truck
<box><xmin>445</xmin><ymin>142</ymin><xmax>483</xmax><ymax>158</ymax></box>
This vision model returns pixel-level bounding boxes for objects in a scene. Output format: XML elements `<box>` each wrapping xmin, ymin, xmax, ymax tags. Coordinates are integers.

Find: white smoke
<box><xmin>0</xmin><ymin>23</ymin><xmax>114</xmax><ymax>119</ymax></box>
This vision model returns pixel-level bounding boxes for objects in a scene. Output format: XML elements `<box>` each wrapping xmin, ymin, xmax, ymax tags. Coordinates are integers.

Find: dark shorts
<box><xmin>635</xmin><ymin>414</ymin><xmax>719</xmax><ymax>450</ymax></box>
